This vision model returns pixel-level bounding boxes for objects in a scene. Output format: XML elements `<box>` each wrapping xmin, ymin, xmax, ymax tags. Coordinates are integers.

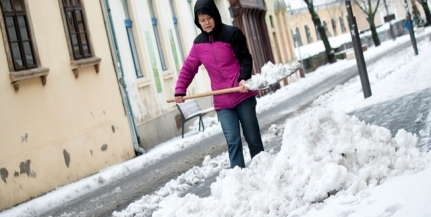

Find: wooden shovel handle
<box><xmin>166</xmin><ymin>87</ymin><xmax>240</xmax><ymax>103</ymax></box>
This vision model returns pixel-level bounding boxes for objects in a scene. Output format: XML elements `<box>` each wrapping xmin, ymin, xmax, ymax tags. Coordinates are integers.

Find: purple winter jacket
<box><xmin>175</xmin><ymin>0</ymin><xmax>257</xmax><ymax>111</ymax></box>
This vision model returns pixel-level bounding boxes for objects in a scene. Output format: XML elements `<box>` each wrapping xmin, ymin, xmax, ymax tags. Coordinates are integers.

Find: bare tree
<box><xmin>353</xmin><ymin>0</ymin><xmax>381</xmax><ymax>46</ymax></box>
<box><xmin>416</xmin><ymin>0</ymin><xmax>431</xmax><ymax>26</ymax></box>
<box><xmin>303</xmin><ymin>0</ymin><xmax>336</xmax><ymax>63</ymax></box>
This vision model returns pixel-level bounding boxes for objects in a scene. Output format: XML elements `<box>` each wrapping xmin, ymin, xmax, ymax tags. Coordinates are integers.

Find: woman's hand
<box><xmin>238</xmin><ymin>80</ymin><xmax>249</xmax><ymax>93</ymax></box>
<box><xmin>175</xmin><ymin>96</ymin><xmax>184</xmax><ymax>103</ymax></box>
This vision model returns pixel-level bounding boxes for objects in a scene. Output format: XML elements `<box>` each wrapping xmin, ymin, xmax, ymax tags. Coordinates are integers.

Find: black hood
<box><xmin>194</xmin><ymin>0</ymin><xmax>223</xmax><ymax>34</ymax></box>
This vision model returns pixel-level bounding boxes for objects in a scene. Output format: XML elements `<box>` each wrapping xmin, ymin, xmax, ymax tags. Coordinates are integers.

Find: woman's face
<box><xmin>198</xmin><ymin>14</ymin><xmax>215</xmax><ymax>33</ymax></box>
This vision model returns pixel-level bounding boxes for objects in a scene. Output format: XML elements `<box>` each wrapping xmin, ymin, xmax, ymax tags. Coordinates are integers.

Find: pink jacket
<box><xmin>175</xmin><ymin>30</ymin><xmax>257</xmax><ymax>111</ymax></box>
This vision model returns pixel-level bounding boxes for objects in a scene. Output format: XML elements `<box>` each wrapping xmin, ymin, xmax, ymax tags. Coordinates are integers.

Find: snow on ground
<box><xmin>1</xmin><ymin>28</ymin><xmax>430</xmax><ymax>217</ymax></box>
<box><xmin>119</xmin><ymin>29</ymin><xmax>431</xmax><ymax>217</ymax></box>
<box><xmin>152</xmin><ymin>110</ymin><xmax>428</xmax><ymax>217</ymax></box>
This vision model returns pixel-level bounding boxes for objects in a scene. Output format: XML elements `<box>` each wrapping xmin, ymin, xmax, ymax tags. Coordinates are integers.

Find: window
<box><xmin>148</xmin><ymin>0</ymin><xmax>167</xmax><ymax>71</ymax></box>
<box><xmin>322</xmin><ymin>20</ymin><xmax>329</xmax><ymax>37</ymax></box>
<box><xmin>331</xmin><ymin>18</ymin><xmax>337</xmax><ymax>36</ymax></box>
<box><xmin>314</xmin><ymin>24</ymin><xmax>320</xmax><ymax>41</ymax></box>
<box><xmin>0</xmin><ymin>0</ymin><xmax>49</xmax><ymax>92</ymax></box>
<box><xmin>121</xmin><ymin>0</ymin><xmax>143</xmax><ymax>78</ymax></box>
<box><xmin>1</xmin><ymin>0</ymin><xmax>35</xmax><ymax>70</ymax></box>
<box><xmin>269</xmin><ymin>15</ymin><xmax>274</xmax><ymax>28</ymax></box>
<box><xmin>169</xmin><ymin>0</ymin><xmax>185</xmax><ymax>63</ymax></box>
<box><xmin>295</xmin><ymin>27</ymin><xmax>302</xmax><ymax>47</ymax></box>
<box><xmin>62</xmin><ymin>0</ymin><xmax>91</xmax><ymax>59</ymax></box>
<box><xmin>304</xmin><ymin>25</ymin><xmax>312</xmax><ymax>44</ymax></box>
<box><xmin>59</xmin><ymin>0</ymin><xmax>100</xmax><ymax>78</ymax></box>
<box><xmin>339</xmin><ymin>16</ymin><xmax>346</xmax><ymax>33</ymax></box>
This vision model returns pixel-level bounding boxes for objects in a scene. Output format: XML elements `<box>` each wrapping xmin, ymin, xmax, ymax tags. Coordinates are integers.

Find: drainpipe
<box><xmin>100</xmin><ymin>0</ymin><xmax>146</xmax><ymax>155</ymax></box>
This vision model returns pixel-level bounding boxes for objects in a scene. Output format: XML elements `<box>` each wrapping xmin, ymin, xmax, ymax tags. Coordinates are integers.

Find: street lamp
<box><xmin>345</xmin><ymin>0</ymin><xmax>372</xmax><ymax>98</ymax></box>
<box><xmin>404</xmin><ymin>0</ymin><xmax>419</xmax><ymax>55</ymax></box>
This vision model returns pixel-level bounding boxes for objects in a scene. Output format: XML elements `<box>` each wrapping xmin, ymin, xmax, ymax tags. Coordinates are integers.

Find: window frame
<box><xmin>58</xmin><ymin>0</ymin><xmax>100</xmax><ymax>78</ymax></box>
<box><xmin>169</xmin><ymin>0</ymin><xmax>185</xmax><ymax>63</ymax></box>
<box><xmin>331</xmin><ymin>18</ymin><xmax>337</xmax><ymax>36</ymax></box>
<box><xmin>304</xmin><ymin>24</ymin><xmax>312</xmax><ymax>44</ymax></box>
<box><xmin>340</xmin><ymin>16</ymin><xmax>346</xmax><ymax>33</ymax></box>
<box><xmin>121</xmin><ymin>0</ymin><xmax>144</xmax><ymax>78</ymax></box>
<box><xmin>314</xmin><ymin>24</ymin><xmax>320</xmax><ymax>41</ymax></box>
<box><xmin>295</xmin><ymin>27</ymin><xmax>302</xmax><ymax>47</ymax></box>
<box><xmin>0</xmin><ymin>0</ymin><xmax>49</xmax><ymax>92</ymax></box>
<box><xmin>148</xmin><ymin>0</ymin><xmax>168</xmax><ymax>71</ymax></box>
<box><xmin>62</xmin><ymin>0</ymin><xmax>92</xmax><ymax>60</ymax></box>
<box><xmin>322</xmin><ymin>20</ymin><xmax>329</xmax><ymax>37</ymax></box>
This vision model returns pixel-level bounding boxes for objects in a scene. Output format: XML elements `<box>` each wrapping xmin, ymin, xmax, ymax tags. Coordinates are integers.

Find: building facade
<box><xmin>264</xmin><ymin>0</ymin><xmax>298</xmax><ymax>85</ymax></box>
<box><xmin>0</xmin><ymin>0</ymin><xmax>135</xmax><ymax>211</ymax></box>
<box><xmin>288</xmin><ymin>0</ymin><xmax>430</xmax><ymax>47</ymax></box>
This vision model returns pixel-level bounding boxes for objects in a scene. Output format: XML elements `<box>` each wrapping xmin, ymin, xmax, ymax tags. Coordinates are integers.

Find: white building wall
<box><xmin>104</xmin><ymin>0</ymin><xmax>222</xmax><ymax>150</ymax></box>
<box><xmin>107</xmin><ymin>0</ymin><xmax>145</xmax><ymax>122</ymax></box>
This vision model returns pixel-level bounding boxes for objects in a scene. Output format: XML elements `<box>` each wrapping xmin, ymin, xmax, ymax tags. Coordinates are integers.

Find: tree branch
<box><xmin>372</xmin><ymin>0</ymin><xmax>381</xmax><ymax>15</ymax></box>
<box><xmin>353</xmin><ymin>0</ymin><xmax>368</xmax><ymax>14</ymax></box>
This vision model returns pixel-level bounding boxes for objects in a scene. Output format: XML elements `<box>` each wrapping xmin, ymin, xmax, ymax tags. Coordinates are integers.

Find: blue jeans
<box><xmin>216</xmin><ymin>96</ymin><xmax>264</xmax><ymax>168</ymax></box>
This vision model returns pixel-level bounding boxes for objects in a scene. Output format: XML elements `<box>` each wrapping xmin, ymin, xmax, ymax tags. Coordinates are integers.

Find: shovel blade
<box><xmin>245</xmin><ymin>62</ymin><xmax>303</xmax><ymax>90</ymax></box>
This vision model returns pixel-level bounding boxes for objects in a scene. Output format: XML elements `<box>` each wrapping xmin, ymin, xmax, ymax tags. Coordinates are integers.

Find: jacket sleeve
<box><xmin>175</xmin><ymin>44</ymin><xmax>201</xmax><ymax>96</ymax></box>
<box><xmin>231</xmin><ymin>27</ymin><xmax>253</xmax><ymax>82</ymax></box>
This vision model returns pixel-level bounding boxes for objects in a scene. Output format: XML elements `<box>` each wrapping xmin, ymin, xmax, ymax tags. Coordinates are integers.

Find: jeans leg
<box><xmin>217</xmin><ymin>109</ymin><xmax>245</xmax><ymax>168</ymax></box>
<box><xmin>237</xmin><ymin>97</ymin><xmax>264</xmax><ymax>159</ymax></box>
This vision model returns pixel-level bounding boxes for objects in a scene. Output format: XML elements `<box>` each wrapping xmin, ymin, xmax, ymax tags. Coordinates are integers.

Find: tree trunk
<box><xmin>417</xmin><ymin>0</ymin><xmax>431</xmax><ymax>26</ymax></box>
<box><xmin>366</xmin><ymin>10</ymin><xmax>381</xmax><ymax>47</ymax></box>
<box><xmin>369</xmin><ymin>22</ymin><xmax>381</xmax><ymax>46</ymax></box>
<box><xmin>411</xmin><ymin>0</ymin><xmax>422</xmax><ymax>26</ymax></box>
<box><xmin>304</xmin><ymin>1</ymin><xmax>336</xmax><ymax>63</ymax></box>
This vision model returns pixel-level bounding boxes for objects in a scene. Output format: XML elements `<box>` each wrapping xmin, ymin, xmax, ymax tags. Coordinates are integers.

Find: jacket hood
<box><xmin>194</xmin><ymin>0</ymin><xmax>222</xmax><ymax>34</ymax></box>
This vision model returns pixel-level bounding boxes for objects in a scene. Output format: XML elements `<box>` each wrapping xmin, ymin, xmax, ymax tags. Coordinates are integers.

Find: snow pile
<box><xmin>245</xmin><ymin>61</ymin><xmax>302</xmax><ymax>90</ymax></box>
<box><xmin>112</xmin><ymin>154</ymin><xmax>230</xmax><ymax>217</ymax></box>
<box><xmin>152</xmin><ymin>109</ymin><xmax>427</xmax><ymax>216</ymax></box>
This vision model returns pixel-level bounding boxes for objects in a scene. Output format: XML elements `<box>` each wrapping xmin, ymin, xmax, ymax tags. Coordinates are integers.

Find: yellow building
<box><xmin>265</xmin><ymin>0</ymin><xmax>296</xmax><ymax>64</ymax></box>
<box><xmin>265</xmin><ymin>0</ymin><xmax>301</xmax><ymax>86</ymax></box>
<box><xmin>288</xmin><ymin>1</ymin><xmax>349</xmax><ymax>46</ymax></box>
<box><xmin>0</xmin><ymin>0</ymin><xmax>135</xmax><ymax>210</ymax></box>
<box><xmin>287</xmin><ymin>0</ymin><xmax>429</xmax><ymax>47</ymax></box>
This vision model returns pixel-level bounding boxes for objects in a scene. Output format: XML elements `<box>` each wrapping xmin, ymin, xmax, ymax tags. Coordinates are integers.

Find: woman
<box><xmin>174</xmin><ymin>0</ymin><xmax>264</xmax><ymax>168</ymax></box>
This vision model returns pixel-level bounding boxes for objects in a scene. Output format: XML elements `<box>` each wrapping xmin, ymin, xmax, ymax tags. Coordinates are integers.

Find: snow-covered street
<box><xmin>1</xmin><ymin>28</ymin><xmax>431</xmax><ymax>217</ymax></box>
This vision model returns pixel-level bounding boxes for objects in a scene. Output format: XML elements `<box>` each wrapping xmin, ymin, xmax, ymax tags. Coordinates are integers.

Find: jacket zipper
<box><xmin>210</xmin><ymin>34</ymin><xmax>225</xmax><ymax>84</ymax></box>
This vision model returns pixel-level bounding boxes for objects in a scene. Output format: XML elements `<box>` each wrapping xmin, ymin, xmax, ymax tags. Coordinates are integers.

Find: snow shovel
<box><xmin>166</xmin><ymin>62</ymin><xmax>302</xmax><ymax>103</ymax></box>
